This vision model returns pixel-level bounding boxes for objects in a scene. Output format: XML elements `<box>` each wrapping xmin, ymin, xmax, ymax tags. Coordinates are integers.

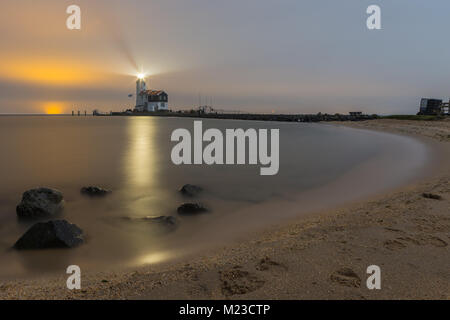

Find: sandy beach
<box><xmin>1</xmin><ymin>119</ymin><xmax>449</xmax><ymax>300</ymax></box>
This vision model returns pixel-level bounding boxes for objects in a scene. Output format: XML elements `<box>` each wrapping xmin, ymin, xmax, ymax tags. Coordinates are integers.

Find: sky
<box><xmin>1</xmin><ymin>0</ymin><xmax>450</xmax><ymax>114</ymax></box>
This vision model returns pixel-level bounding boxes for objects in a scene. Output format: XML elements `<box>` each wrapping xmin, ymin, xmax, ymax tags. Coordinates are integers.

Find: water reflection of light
<box><xmin>125</xmin><ymin>118</ymin><xmax>158</xmax><ymax>189</ymax></box>
<box><xmin>137</xmin><ymin>251</ymin><xmax>171</xmax><ymax>265</ymax></box>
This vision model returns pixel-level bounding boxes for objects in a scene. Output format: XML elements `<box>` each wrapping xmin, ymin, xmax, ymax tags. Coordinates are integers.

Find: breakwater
<box><xmin>105</xmin><ymin>111</ymin><xmax>378</xmax><ymax>123</ymax></box>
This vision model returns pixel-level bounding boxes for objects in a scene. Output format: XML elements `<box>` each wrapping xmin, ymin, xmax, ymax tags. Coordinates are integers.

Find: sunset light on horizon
<box><xmin>42</xmin><ymin>101</ymin><xmax>66</xmax><ymax>115</ymax></box>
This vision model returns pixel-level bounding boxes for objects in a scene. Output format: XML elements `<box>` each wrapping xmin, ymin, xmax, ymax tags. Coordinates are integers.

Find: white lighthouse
<box><xmin>135</xmin><ymin>75</ymin><xmax>147</xmax><ymax>111</ymax></box>
<box><xmin>134</xmin><ymin>75</ymin><xmax>169</xmax><ymax>112</ymax></box>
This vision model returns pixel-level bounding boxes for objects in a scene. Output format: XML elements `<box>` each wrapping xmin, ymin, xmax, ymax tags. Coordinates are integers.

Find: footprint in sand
<box><xmin>384</xmin><ymin>239</ymin><xmax>407</xmax><ymax>250</ymax></box>
<box><xmin>330</xmin><ymin>267</ymin><xmax>361</xmax><ymax>288</ymax></box>
<box><xmin>422</xmin><ymin>235</ymin><xmax>448</xmax><ymax>247</ymax></box>
<box><xmin>384</xmin><ymin>234</ymin><xmax>448</xmax><ymax>250</ymax></box>
<box><xmin>219</xmin><ymin>266</ymin><xmax>265</xmax><ymax>297</ymax></box>
<box><xmin>255</xmin><ymin>257</ymin><xmax>288</xmax><ymax>272</ymax></box>
<box><xmin>422</xmin><ymin>193</ymin><xmax>443</xmax><ymax>200</ymax></box>
<box><xmin>401</xmin><ymin>234</ymin><xmax>448</xmax><ymax>247</ymax></box>
<box><xmin>397</xmin><ymin>236</ymin><xmax>422</xmax><ymax>246</ymax></box>
<box><xmin>384</xmin><ymin>227</ymin><xmax>404</xmax><ymax>233</ymax></box>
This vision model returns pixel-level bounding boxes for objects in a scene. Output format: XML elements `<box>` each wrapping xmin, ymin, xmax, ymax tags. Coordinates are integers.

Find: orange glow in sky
<box><xmin>0</xmin><ymin>58</ymin><xmax>106</xmax><ymax>86</ymax></box>
<box><xmin>42</xmin><ymin>102</ymin><xmax>65</xmax><ymax>114</ymax></box>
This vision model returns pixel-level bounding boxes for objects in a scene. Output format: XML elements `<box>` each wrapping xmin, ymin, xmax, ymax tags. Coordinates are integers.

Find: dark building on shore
<box><xmin>418</xmin><ymin>98</ymin><xmax>443</xmax><ymax>115</ymax></box>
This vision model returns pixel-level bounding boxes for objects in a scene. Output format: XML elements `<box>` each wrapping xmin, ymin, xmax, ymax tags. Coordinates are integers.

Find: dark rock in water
<box><xmin>121</xmin><ymin>215</ymin><xmax>178</xmax><ymax>228</ymax></box>
<box><xmin>81</xmin><ymin>186</ymin><xmax>111</xmax><ymax>197</ymax></box>
<box><xmin>14</xmin><ymin>220</ymin><xmax>83</xmax><ymax>250</ymax></box>
<box><xmin>177</xmin><ymin>203</ymin><xmax>208</xmax><ymax>215</ymax></box>
<box><xmin>180</xmin><ymin>184</ymin><xmax>203</xmax><ymax>197</ymax></box>
<box><xmin>16</xmin><ymin>188</ymin><xmax>64</xmax><ymax>219</ymax></box>
<box><xmin>141</xmin><ymin>216</ymin><xmax>177</xmax><ymax>226</ymax></box>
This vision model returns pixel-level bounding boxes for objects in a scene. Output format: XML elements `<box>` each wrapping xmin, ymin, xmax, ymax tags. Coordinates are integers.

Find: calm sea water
<box><xmin>0</xmin><ymin>116</ymin><xmax>428</xmax><ymax>278</ymax></box>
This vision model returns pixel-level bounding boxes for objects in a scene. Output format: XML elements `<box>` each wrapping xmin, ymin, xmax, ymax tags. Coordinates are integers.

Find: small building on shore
<box><xmin>418</xmin><ymin>98</ymin><xmax>444</xmax><ymax>115</ymax></box>
<box><xmin>135</xmin><ymin>77</ymin><xmax>168</xmax><ymax>112</ymax></box>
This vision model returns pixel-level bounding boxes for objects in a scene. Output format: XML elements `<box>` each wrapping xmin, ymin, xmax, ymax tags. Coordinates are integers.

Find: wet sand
<box><xmin>0</xmin><ymin>119</ymin><xmax>449</xmax><ymax>300</ymax></box>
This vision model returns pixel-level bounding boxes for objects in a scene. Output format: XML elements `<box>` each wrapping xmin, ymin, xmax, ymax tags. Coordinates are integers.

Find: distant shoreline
<box><xmin>0</xmin><ymin>112</ymin><xmax>378</xmax><ymax>122</ymax></box>
<box><xmin>2</xmin><ymin>112</ymin><xmax>447</xmax><ymax>123</ymax></box>
<box><xmin>100</xmin><ymin>111</ymin><xmax>378</xmax><ymax>123</ymax></box>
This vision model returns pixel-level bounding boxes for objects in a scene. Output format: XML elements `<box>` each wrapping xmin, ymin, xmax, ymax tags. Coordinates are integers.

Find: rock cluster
<box><xmin>12</xmin><ymin>183</ymin><xmax>212</xmax><ymax>250</ymax></box>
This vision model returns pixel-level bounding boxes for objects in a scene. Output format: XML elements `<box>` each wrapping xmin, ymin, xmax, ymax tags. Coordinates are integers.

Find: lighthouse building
<box><xmin>135</xmin><ymin>78</ymin><xmax>169</xmax><ymax>112</ymax></box>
